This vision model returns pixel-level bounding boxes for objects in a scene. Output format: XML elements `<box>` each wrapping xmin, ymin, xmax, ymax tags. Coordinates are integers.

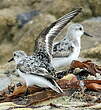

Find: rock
<box><xmin>31</xmin><ymin>0</ymin><xmax>101</xmax><ymax>20</ymax></box>
<box><xmin>0</xmin><ymin>9</ymin><xmax>16</xmax><ymax>42</ymax></box>
<box><xmin>87</xmin><ymin>73</ymin><xmax>101</xmax><ymax>80</ymax></box>
<box><xmin>0</xmin><ymin>0</ymin><xmax>30</xmax><ymax>9</ymax></box>
<box><xmin>30</xmin><ymin>0</ymin><xmax>92</xmax><ymax>21</ymax></box>
<box><xmin>88</xmin><ymin>0</ymin><xmax>101</xmax><ymax>16</ymax></box>
<box><xmin>17</xmin><ymin>10</ymin><xmax>40</xmax><ymax>28</ymax></box>
<box><xmin>0</xmin><ymin>7</ymin><xmax>32</xmax><ymax>43</ymax></box>
<box><xmin>82</xmin><ymin>44</ymin><xmax>101</xmax><ymax>59</ymax></box>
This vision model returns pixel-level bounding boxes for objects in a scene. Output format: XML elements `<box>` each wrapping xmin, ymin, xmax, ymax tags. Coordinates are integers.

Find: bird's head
<box><xmin>68</xmin><ymin>23</ymin><xmax>93</xmax><ymax>40</ymax></box>
<box><xmin>8</xmin><ymin>50</ymin><xmax>27</xmax><ymax>64</ymax></box>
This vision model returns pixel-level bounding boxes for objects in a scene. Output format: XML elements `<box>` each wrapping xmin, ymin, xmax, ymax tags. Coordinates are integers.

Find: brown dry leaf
<box><xmin>70</xmin><ymin>60</ymin><xmax>101</xmax><ymax>76</ymax></box>
<box><xmin>26</xmin><ymin>90</ymin><xmax>63</xmax><ymax>106</ymax></box>
<box><xmin>86</xmin><ymin>83</ymin><xmax>101</xmax><ymax>91</ymax></box>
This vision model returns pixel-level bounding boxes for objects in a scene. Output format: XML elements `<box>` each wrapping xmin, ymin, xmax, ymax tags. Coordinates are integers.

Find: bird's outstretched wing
<box><xmin>35</xmin><ymin>8</ymin><xmax>82</xmax><ymax>56</ymax></box>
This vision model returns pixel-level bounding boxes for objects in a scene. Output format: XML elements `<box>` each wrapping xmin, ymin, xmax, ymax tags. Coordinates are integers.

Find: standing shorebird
<box><xmin>8</xmin><ymin>50</ymin><xmax>63</xmax><ymax>93</ymax></box>
<box><xmin>8</xmin><ymin>8</ymin><xmax>81</xmax><ymax>93</ymax></box>
<box><xmin>51</xmin><ymin>23</ymin><xmax>93</xmax><ymax>71</ymax></box>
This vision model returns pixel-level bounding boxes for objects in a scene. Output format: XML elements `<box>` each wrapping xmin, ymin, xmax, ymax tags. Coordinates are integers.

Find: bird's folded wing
<box><xmin>31</xmin><ymin>67</ymin><xmax>57</xmax><ymax>79</ymax></box>
<box><xmin>52</xmin><ymin>42</ymin><xmax>74</xmax><ymax>58</ymax></box>
<box><xmin>35</xmin><ymin>8</ymin><xmax>82</xmax><ymax>56</ymax></box>
<box><xmin>17</xmin><ymin>61</ymin><xmax>57</xmax><ymax>79</ymax></box>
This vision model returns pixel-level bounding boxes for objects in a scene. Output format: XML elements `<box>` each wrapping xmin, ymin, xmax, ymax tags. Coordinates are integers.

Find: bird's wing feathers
<box><xmin>52</xmin><ymin>41</ymin><xmax>74</xmax><ymax>57</ymax></box>
<box><xmin>17</xmin><ymin>58</ymin><xmax>56</xmax><ymax>79</ymax></box>
<box><xmin>17</xmin><ymin>56</ymin><xmax>38</xmax><ymax>74</ymax></box>
<box><xmin>35</xmin><ymin>8</ymin><xmax>82</xmax><ymax>56</ymax></box>
<box><xmin>30</xmin><ymin>68</ymin><xmax>57</xmax><ymax>80</ymax></box>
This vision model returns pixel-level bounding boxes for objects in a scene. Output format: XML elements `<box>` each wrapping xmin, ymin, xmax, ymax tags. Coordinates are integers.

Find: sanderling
<box><xmin>51</xmin><ymin>23</ymin><xmax>93</xmax><ymax>70</ymax></box>
<box><xmin>8</xmin><ymin>8</ymin><xmax>81</xmax><ymax>93</ymax></box>
<box><xmin>8</xmin><ymin>50</ymin><xmax>63</xmax><ymax>93</ymax></box>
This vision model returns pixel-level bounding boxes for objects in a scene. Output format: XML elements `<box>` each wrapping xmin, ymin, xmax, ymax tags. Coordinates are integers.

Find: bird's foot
<box><xmin>68</xmin><ymin>68</ymin><xmax>75</xmax><ymax>73</ymax></box>
<box><xmin>24</xmin><ymin>88</ymin><xmax>30</xmax><ymax>96</ymax></box>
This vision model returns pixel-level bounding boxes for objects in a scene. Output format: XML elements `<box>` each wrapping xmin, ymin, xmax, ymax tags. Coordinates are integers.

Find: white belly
<box><xmin>51</xmin><ymin>48</ymin><xmax>80</xmax><ymax>70</ymax></box>
<box><xmin>17</xmin><ymin>69</ymin><xmax>52</xmax><ymax>87</ymax></box>
<box><xmin>24</xmin><ymin>74</ymin><xmax>52</xmax><ymax>87</ymax></box>
<box><xmin>17</xmin><ymin>69</ymin><xmax>62</xmax><ymax>93</ymax></box>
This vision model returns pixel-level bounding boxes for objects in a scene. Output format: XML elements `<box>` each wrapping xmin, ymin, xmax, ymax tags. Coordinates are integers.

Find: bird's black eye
<box><xmin>79</xmin><ymin>27</ymin><xmax>82</xmax><ymax>30</ymax></box>
<box><xmin>14</xmin><ymin>53</ymin><xmax>16</xmax><ymax>56</ymax></box>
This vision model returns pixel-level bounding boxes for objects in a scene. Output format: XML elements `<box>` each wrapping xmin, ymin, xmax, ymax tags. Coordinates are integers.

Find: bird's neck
<box><xmin>65</xmin><ymin>33</ymin><xmax>81</xmax><ymax>48</ymax></box>
<box><xmin>73</xmin><ymin>38</ymin><xmax>81</xmax><ymax>48</ymax></box>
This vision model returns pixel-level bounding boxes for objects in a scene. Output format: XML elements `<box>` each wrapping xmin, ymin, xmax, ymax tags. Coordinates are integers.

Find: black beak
<box><xmin>8</xmin><ymin>57</ymin><xmax>14</xmax><ymax>62</ymax></box>
<box><xmin>84</xmin><ymin>32</ymin><xmax>93</xmax><ymax>37</ymax></box>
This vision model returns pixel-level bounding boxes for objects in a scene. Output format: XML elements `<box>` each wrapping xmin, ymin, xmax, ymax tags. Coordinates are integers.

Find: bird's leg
<box><xmin>24</xmin><ymin>87</ymin><xmax>30</xmax><ymax>96</ymax></box>
<box><xmin>16</xmin><ymin>82</ymin><xmax>23</xmax><ymax>87</ymax></box>
<box><xmin>56</xmin><ymin>71</ymin><xmax>68</xmax><ymax>79</ymax></box>
<box><xmin>42</xmin><ymin>88</ymin><xmax>49</xmax><ymax>91</ymax></box>
<box><xmin>68</xmin><ymin>67</ymin><xmax>75</xmax><ymax>73</ymax></box>
<box><xmin>79</xmin><ymin>80</ymin><xmax>86</xmax><ymax>94</ymax></box>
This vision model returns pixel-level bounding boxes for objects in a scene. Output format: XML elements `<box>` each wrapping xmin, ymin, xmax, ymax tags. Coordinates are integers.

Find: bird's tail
<box><xmin>49</xmin><ymin>79</ymin><xmax>63</xmax><ymax>93</ymax></box>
